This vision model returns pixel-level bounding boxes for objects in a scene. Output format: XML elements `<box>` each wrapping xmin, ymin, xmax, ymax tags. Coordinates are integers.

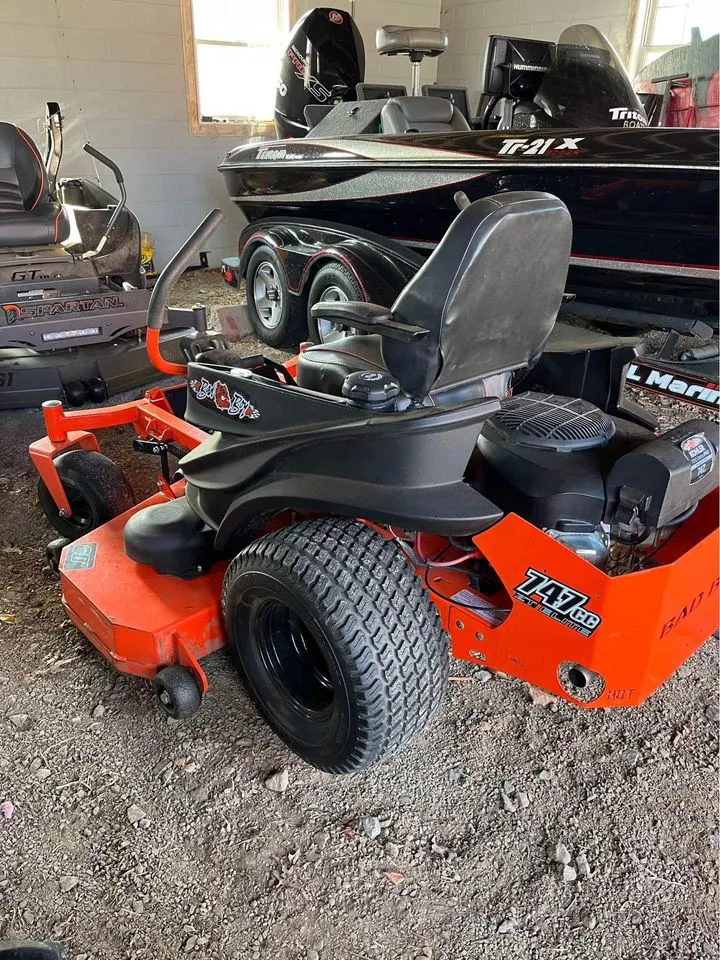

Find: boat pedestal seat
<box><xmin>381</xmin><ymin>95</ymin><xmax>470</xmax><ymax>133</ymax></box>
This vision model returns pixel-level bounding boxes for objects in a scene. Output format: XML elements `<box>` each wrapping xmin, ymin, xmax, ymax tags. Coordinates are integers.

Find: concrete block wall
<box><xmin>437</xmin><ymin>0</ymin><xmax>634</xmax><ymax>111</ymax></box>
<box><xmin>0</xmin><ymin>0</ymin><xmax>439</xmax><ymax>267</ymax></box>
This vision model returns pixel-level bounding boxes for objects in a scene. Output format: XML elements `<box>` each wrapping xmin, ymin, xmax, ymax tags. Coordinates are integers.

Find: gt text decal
<box><xmin>498</xmin><ymin>136</ymin><xmax>584</xmax><ymax>156</ymax></box>
<box><xmin>514</xmin><ymin>567</ymin><xmax>601</xmax><ymax>636</ymax></box>
<box><xmin>63</xmin><ymin>543</ymin><xmax>97</xmax><ymax>571</ymax></box>
<box><xmin>190</xmin><ymin>378</ymin><xmax>260</xmax><ymax>420</ymax></box>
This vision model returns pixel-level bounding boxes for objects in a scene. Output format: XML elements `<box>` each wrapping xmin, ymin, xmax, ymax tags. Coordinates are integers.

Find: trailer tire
<box><xmin>38</xmin><ymin>450</ymin><xmax>135</xmax><ymax>539</ymax></box>
<box><xmin>307</xmin><ymin>262</ymin><xmax>365</xmax><ymax>343</ymax></box>
<box><xmin>245</xmin><ymin>245</ymin><xmax>306</xmax><ymax>349</ymax></box>
<box><xmin>222</xmin><ymin>517</ymin><xmax>448</xmax><ymax>773</ymax></box>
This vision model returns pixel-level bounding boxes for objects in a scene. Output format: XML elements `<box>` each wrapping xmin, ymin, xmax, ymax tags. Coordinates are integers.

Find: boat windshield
<box><xmin>537</xmin><ymin>24</ymin><xmax>648</xmax><ymax>127</ymax></box>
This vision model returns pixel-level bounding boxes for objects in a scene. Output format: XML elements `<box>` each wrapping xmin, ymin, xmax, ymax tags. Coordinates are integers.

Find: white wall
<box><xmin>437</xmin><ymin>0</ymin><xmax>634</xmax><ymax>110</ymax></box>
<box><xmin>0</xmin><ymin>0</ymin><xmax>440</xmax><ymax>268</ymax></box>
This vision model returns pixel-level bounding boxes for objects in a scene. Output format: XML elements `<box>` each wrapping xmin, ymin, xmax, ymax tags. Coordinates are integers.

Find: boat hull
<box><xmin>220</xmin><ymin>127</ymin><xmax>719</xmax><ymax>330</ymax></box>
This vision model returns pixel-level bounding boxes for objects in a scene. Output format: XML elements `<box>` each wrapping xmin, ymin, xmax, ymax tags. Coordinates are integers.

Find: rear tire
<box><xmin>245</xmin><ymin>245</ymin><xmax>306</xmax><ymax>349</ymax></box>
<box><xmin>222</xmin><ymin>518</ymin><xmax>448</xmax><ymax>773</ymax></box>
<box><xmin>38</xmin><ymin>450</ymin><xmax>135</xmax><ymax>540</ymax></box>
<box><xmin>307</xmin><ymin>262</ymin><xmax>365</xmax><ymax>344</ymax></box>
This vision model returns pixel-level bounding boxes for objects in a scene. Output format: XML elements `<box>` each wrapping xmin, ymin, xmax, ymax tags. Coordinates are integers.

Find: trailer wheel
<box><xmin>154</xmin><ymin>666</ymin><xmax>202</xmax><ymax>720</ymax></box>
<box><xmin>245</xmin><ymin>245</ymin><xmax>306</xmax><ymax>349</ymax></box>
<box><xmin>38</xmin><ymin>450</ymin><xmax>135</xmax><ymax>539</ymax></box>
<box><xmin>307</xmin><ymin>262</ymin><xmax>365</xmax><ymax>344</ymax></box>
<box><xmin>222</xmin><ymin>518</ymin><xmax>448</xmax><ymax>773</ymax></box>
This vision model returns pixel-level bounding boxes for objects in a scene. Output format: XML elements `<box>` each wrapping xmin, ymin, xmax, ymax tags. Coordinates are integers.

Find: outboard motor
<box><xmin>274</xmin><ymin>7</ymin><xmax>365</xmax><ymax>139</ymax></box>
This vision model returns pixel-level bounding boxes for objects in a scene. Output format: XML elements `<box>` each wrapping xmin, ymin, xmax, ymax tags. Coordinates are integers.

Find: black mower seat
<box><xmin>302</xmin><ymin>191</ymin><xmax>572</xmax><ymax>405</ymax></box>
<box><xmin>0</xmin><ymin>122</ymin><xmax>70</xmax><ymax>246</ymax></box>
<box><xmin>297</xmin><ymin>335</ymin><xmax>510</xmax><ymax>404</ymax></box>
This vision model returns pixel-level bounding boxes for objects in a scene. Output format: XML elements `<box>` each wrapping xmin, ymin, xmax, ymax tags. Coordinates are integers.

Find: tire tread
<box><xmin>222</xmin><ymin>518</ymin><xmax>448</xmax><ymax>773</ymax></box>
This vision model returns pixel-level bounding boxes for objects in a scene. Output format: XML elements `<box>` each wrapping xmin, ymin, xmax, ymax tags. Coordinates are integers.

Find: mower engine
<box><xmin>476</xmin><ymin>393</ymin><xmax>719</xmax><ymax>566</ymax></box>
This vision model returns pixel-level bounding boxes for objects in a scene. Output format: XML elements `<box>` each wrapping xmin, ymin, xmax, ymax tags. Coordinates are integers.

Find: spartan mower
<box><xmin>32</xmin><ymin>194</ymin><xmax>719</xmax><ymax>774</ymax></box>
<box><xmin>0</xmin><ymin>102</ymin><xmax>191</xmax><ymax>409</ymax></box>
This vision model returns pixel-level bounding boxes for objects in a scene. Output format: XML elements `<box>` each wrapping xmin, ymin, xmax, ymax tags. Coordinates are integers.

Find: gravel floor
<box><xmin>0</xmin><ymin>269</ymin><xmax>717</xmax><ymax>960</ymax></box>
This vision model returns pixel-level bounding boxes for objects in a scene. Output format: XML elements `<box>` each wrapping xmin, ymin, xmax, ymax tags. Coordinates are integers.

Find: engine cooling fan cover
<box><xmin>489</xmin><ymin>392</ymin><xmax>616</xmax><ymax>451</ymax></box>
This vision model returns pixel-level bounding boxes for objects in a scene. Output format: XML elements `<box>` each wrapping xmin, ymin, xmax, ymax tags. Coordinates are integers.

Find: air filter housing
<box><xmin>489</xmin><ymin>392</ymin><xmax>616</xmax><ymax>451</ymax></box>
<box><xmin>475</xmin><ymin>392</ymin><xmax>650</xmax><ymax>530</ymax></box>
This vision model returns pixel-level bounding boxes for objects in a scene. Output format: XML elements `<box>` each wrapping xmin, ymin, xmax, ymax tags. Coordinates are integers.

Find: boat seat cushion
<box><xmin>296</xmin><ymin>335</ymin><xmax>510</xmax><ymax>405</ymax></box>
<box><xmin>381</xmin><ymin>96</ymin><xmax>470</xmax><ymax>133</ymax></box>
<box><xmin>0</xmin><ymin>121</ymin><xmax>70</xmax><ymax>246</ymax></box>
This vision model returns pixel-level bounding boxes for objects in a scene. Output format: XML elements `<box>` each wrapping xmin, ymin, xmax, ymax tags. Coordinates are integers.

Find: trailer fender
<box><xmin>237</xmin><ymin>221</ymin><xmax>423</xmax><ymax>308</ymax></box>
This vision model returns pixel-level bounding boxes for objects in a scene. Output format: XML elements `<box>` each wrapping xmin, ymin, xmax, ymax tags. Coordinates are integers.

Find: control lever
<box><xmin>179</xmin><ymin>306</ymin><xmax>230</xmax><ymax>363</ymax></box>
<box><xmin>81</xmin><ymin>142</ymin><xmax>128</xmax><ymax>259</ymax></box>
<box><xmin>146</xmin><ymin>209</ymin><xmax>225</xmax><ymax>376</ymax></box>
<box><xmin>454</xmin><ymin>191</ymin><xmax>471</xmax><ymax>211</ymax></box>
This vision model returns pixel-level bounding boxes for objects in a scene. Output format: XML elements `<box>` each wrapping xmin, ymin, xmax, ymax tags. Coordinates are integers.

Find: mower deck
<box><xmin>0</xmin><ymin>327</ymin><xmax>193</xmax><ymax>410</ymax></box>
<box><xmin>59</xmin><ymin>486</ymin><xmax>227</xmax><ymax>691</ymax></box>
<box><xmin>55</xmin><ymin>480</ymin><xmax>719</xmax><ymax>709</ymax></box>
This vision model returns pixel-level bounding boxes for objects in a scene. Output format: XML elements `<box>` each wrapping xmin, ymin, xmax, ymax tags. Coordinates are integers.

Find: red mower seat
<box><xmin>0</xmin><ymin>121</ymin><xmax>70</xmax><ymax>246</ymax></box>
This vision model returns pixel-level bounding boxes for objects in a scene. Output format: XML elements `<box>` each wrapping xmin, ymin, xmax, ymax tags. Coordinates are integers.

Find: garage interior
<box><xmin>0</xmin><ymin>1</ymin><xmax>718</xmax><ymax>959</ymax></box>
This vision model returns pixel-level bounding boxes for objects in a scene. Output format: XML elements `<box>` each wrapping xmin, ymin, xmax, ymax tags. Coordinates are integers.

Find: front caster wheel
<box><xmin>222</xmin><ymin>518</ymin><xmax>448</xmax><ymax>773</ymax></box>
<box><xmin>46</xmin><ymin>537</ymin><xmax>72</xmax><ymax>576</ymax></box>
<box><xmin>154</xmin><ymin>666</ymin><xmax>202</xmax><ymax>720</ymax></box>
<box><xmin>37</xmin><ymin>449</ymin><xmax>135</xmax><ymax>540</ymax></box>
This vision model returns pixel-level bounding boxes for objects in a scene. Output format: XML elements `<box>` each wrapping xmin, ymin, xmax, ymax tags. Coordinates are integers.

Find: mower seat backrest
<box><xmin>381</xmin><ymin>96</ymin><xmax>470</xmax><ymax>133</ymax></box>
<box><xmin>383</xmin><ymin>191</ymin><xmax>573</xmax><ymax>399</ymax></box>
<box><xmin>0</xmin><ymin>121</ymin><xmax>70</xmax><ymax>246</ymax></box>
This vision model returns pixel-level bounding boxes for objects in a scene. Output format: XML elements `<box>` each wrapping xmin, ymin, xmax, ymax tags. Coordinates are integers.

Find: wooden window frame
<box><xmin>180</xmin><ymin>0</ymin><xmax>297</xmax><ymax>137</ymax></box>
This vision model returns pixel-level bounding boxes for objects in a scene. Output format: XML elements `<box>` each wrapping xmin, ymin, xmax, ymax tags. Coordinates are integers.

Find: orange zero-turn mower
<box><xmin>30</xmin><ymin>197</ymin><xmax>719</xmax><ymax>774</ymax></box>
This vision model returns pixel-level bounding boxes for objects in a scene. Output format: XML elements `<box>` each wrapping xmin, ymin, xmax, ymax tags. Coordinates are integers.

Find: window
<box><xmin>180</xmin><ymin>0</ymin><xmax>297</xmax><ymax>136</ymax></box>
<box><xmin>630</xmin><ymin>0</ymin><xmax>719</xmax><ymax>73</ymax></box>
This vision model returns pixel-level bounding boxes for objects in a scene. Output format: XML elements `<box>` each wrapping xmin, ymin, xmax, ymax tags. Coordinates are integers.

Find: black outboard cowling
<box><xmin>275</xmin><ymin>7</ymin><xmax>365</xmax><ymax>139</ymax></box>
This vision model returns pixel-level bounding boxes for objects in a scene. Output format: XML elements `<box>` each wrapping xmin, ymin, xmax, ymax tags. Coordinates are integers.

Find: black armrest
<box><xmin>310</xmin><ymin>300</ymin><xmax>429</xmax><ymax>343</ymax></box>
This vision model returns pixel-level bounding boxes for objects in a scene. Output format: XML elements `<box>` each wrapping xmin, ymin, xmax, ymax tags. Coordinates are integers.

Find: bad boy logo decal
<box><xmin>190</xmin><ymin>378</ymin><xmax>260</xmax><ymax>421</ymax></box>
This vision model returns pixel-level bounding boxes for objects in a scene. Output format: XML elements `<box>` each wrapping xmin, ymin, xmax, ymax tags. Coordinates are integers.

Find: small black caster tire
<box><xmin>46</xmin><ymin>537</ymin><xmax>72</xmax><ymax>576</ymax></box>
<box><xmin>154</xmin><ymin>666</ymin><xmax>202</xmax><ymax>720</ymax></box>
<box><xmin>37</xmin><ymin>449</ymin><xmax>135</xmax><ymax>539</ymax></box>
<box><xmin>64</xmin><ymin>379</ymin><xmax>87</xmax><ymax>407</ymax></box>
<box><xmin>85</xmin><ymin>377</ymin><xmax>108</xmax><ymax>403</ymax></box>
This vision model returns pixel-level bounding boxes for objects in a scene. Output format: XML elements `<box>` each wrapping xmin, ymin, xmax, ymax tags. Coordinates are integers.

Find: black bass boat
<box><xmin>220</xmin><ymin>11</ymin><xmax>718</xmax><ymax>357</ymax></box>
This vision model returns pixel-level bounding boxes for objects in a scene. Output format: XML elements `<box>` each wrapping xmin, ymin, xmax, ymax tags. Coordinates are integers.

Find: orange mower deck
<box><xmin>57</xmin><ymin>480</ymin><xmax>719</xmax><ymax>707</ymax></box>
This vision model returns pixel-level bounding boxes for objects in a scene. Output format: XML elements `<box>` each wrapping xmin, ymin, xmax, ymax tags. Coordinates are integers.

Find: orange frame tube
<box><xmin>29</xmin><ymin>386</ymin><xmax>208</xmax><ymax>516</ymax></box>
